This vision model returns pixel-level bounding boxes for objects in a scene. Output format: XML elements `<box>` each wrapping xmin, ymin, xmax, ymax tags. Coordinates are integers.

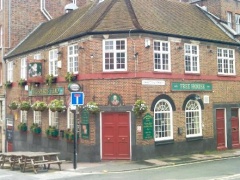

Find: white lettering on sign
<box><xmin>142</xmin><ymin>80</ymin><xmax>165</xmax><ymax>86</ymax></box>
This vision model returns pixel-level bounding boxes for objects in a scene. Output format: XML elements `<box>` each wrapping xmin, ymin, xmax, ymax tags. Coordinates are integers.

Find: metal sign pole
<box><xmin>73</xmin><ymin>105</ymin><xmax>78</xmax><ymax>169</ymax></box>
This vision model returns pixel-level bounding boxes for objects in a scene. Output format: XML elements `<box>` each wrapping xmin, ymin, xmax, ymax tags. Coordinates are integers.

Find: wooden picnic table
<box><xmin>0</xmin><ymin>152</ymin><xmax>65</xmax><ymax>174</ymax></box>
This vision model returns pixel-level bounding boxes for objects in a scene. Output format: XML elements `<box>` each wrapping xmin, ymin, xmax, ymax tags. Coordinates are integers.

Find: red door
<box><xmin>231</xmin><ymin>109</ymin><xmax>240</xmax><ymax>148</ymax></box>
<box><xmin>102</xmin><ymin>112</ymin><xmax>130</xmax><ymax>160</ymax></box>
<box><xmin>216</xmin><ymin>109</ymin><xmax>226</xmax><ymax>150</ymax></box>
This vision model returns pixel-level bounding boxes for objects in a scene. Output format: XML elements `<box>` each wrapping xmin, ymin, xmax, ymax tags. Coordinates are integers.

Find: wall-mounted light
<box><xmin>79</xmin><ymin>46</ymin><xmax>84</xmax><ymax>50</ymax></box>
<box><xmin>90</xmin><ymin>54</ymin><xmax>94</xmax><ymax>59</ymax></box>
<box><xmin>57</xmin><ymin>51</ymin><xmax>62</xmax><ymax>55</ymax></box>
<box><xmin>208</xmin><ymin>49</ymin><xmax>213</xmax><ymax>53</ymax></box>
<box><xmin>134</xmin><ymin>52</ymin><xmax>138</xmax><ymax>58</ymax></box>
<box><xmin>34</xmin><ymin>82</ymin><xmax>40</xmax><ymax>87</ymax></box>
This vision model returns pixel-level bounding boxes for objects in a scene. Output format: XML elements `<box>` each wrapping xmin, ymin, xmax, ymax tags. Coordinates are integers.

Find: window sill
<box><xmin>184</xmin><ymin>72</ymin><xmax>200</xmax><ymax>76</ymax></box>
<box><xmin>186</xmin><ymin>136</ymin><xmax>203</xmax><ymax>142</ymax></box>
<box><xmin>217</xmin><ymin>74</ymin><xmax>236</xmax><ymax>77</ymax></box>
<box><xmin>153</xmin><ymin>71</ymin><xmax>172</xmax><ymax>74</ymax></box>
<box><xmin>155</xmin><ymin>139</ymin><xmax>174</xmax><ymax>146</ymax></box>
<box><xmin>102</xmin><ymin>71</ymin><xmax>129</xmax><ymax>74</ymax></box>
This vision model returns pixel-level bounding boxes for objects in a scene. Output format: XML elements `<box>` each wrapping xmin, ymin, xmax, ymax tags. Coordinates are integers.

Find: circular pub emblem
<box><xmin>68</xmin><ymin>83</ymin><xmax>82</xmax><ymax>92</ymax></box>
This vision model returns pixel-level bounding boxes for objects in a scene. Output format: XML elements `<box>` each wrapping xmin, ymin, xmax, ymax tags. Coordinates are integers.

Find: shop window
<box><xmin>184</xmin><ymin>44</ymin><xmax>199</xmax><ymax>73</ymax></box>
<box><xmin>103</xmin><ymin>39</ymin><xmax>127</xmax><ymax>72</ymax></box>
<box><xmin>20</xmin><ymin>111</ymin><xmax>27</xmax><ymax>123</ymax></box>
<box><xmin>67</xmin><ymin>44</ymin><xmax>78</xmax><ymax>74</ymax></box>
<box><xmin>153</xmin><ymin>40</ymin><xmax>171</xmax><ymax>72</ymax></box>
<box><xmin>185</xmin><ymin>100</ymin><xmax>202</xmax><ymax>138</ymax></box>
<box><xmin>154</xmin><ymin>99</ymin><xmax>173</xmax><ymax>141</ymax></box>
<box><xmin>217</xmin><ymin>48</ymin><xmax>235</xmax><ymax>75</ymax></box>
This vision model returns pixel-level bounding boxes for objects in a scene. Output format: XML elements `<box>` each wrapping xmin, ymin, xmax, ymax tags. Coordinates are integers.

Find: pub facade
<box><xmin>4</xmin><ymin>0</ymin><xmax>240</xmax><ymax>161</ymax></box>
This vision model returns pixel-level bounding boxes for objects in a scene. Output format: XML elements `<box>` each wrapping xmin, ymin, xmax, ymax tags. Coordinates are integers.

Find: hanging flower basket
<box><xmin>48</xmin><ymin>99</ymin><xmax>66</xmax><ymax>112</ymax></box>
<box><xmin>8</xmin><ymin>101</ymin><xmax>19</xmax><ymax>110</ymax></box>
<box><xmin>32</xmin><ymin>101</ymin><xmax>48</xmax><ymax>111</ymax></box>
<box><xmin>84</xmin><ymin>101</ymin><xmax>100</xmax><ymax>114</ymax></box>
<box><xmin>18</xmin><ymin>122</ymin><xmax>28</xmax><ymax>132</ymax></box>
<box><xmin>133</xmin><ymin>99</ymin><xmax>148</xmax><ymax>117</ymax></box>
<box><xmin>30</xmin><ymin>123</ymin><xmax>41</xmax><ymax>134</ymax></box>
<box><xmin>19</xmin><ymin>101</ymin><xmax>31</xmax><ymax>111</ymax></box>
<box><xmin>46</xmin><ymin>126</ymin><xmax>59</xmax><ymax>137</ymax></box>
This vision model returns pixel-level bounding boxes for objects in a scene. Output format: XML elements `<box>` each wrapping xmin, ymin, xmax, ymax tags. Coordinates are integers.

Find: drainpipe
<box><xmin>40</xmin><ymin>0</ymin><xmax>52</xmax><ymax>21</ymax></box>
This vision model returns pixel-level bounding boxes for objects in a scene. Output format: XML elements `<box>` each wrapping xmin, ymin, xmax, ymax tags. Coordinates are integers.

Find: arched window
<box><xmin>185</xmin><ymin>100</ymin><xmax>202</xmax><ymax>137</ymax></box>
<box><xmin>154</xmin><ymin>99</ymin><xmax>173</xmax><ymax>141</ymax></box>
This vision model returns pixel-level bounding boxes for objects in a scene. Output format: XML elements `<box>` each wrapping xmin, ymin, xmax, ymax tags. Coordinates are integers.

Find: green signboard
<box><xmin>171</xmin><ymin>82</ymin><xmax>212</xmax><ymax>91</ymax></box>
<box><xmin>142</xmin><ymin>113</ymin><xmax>153</xmax><ymax>140</ymax></box>
<box><xmin>28</xmin><ymin>87</ymin><xmax>64</xmax><ymax>96</ymax></box>
<box><xmin>81</xmin><ymin>109</ymin><xmax>89</xmax><ymax>124</ymax></box>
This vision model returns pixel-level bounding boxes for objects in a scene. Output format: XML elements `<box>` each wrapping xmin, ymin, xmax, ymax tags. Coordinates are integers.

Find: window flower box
<box><xmin>45</xmin><ymin>126</ymin><xmax>59</xmax><ymax>138</ymax></box>
<box><xmin>5</xmin><ymin>81</ymin><xmax>12</xmax><ymax>88</ymax></box>
<box><xmin>30</xmin><ymin>123</ymin><xmax>41</xmax><ymax>134</ymax></box>
<box><xmin>64</xmin><ymin>129</ymin><xmax>79</xmax><ymax>142</ymax></box>
<box><xmin>18</xmin><ymin>79</ymin><xmax>27</xmax><ymax>87</ymax></box>
<box><xmin>18</xmin><ymin>122</ymin><xmax>28</xmax><ymax>132</ymax></box>
<box><xmin>65</xmin><ymin>72</ymin><xmax>78</xmax><ymax>83</ymax></box>
<box><xmin>32</xmin><ymin>101</ymin><xmax>48</xmax><ymax>111</ymax></box>
<box><xmin>19</xmin><ymin>101</ymin><xmax>31</xmax><ymax>111</ymax></box>
<box><xmin>45</xmin><ymin>74</ymin><xmax>57</xmax><ymax>86</ymax></box>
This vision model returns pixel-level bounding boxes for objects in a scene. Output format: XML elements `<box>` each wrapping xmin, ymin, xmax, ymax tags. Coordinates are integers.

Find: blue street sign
<box><xmin>71</xmin><ymin>92</ymin><xmax>84</xmax><ymax>105</ymax></box>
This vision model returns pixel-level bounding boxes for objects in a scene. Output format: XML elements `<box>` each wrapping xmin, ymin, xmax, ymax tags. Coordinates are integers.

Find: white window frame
<box><xmin>49</xmin><ymin>110</ymin><xmax>59</xmax><ymax>128</ymax></box>
<box><xmin>217</xmin><ymin>48</ymin><xmax>235</xmax><ymax>75</ymax></box>
<box><xmin>20</xmin><ymin>111</ymin><xmax>27</xmax><ymax>123</ymax></box>
<box><xmin>184</xmin><ymin>44</ymin><xmax>199</xmax><ymax>73</ymax></box>
<box><xmin>185</xmin><ymin>100</ymin><xmax>202</xmax><ymax>138</ymax></box>
<box><xmin>34</xmin><ymin>111</ymin><xmax>42</xmax><ymax>125</ymax></box>
<box><xmin>7</xmin><ymin>61</ymin><xmax>13</xmax><ymax>82</ymax></box>
<box><xmin>0</xmin><ymin>26</ymin><xmax>2</xmax><ymax>48</ymax></box>
<box><xmin>103</xmin><ymin>39</ymin><xmax>127</xmax><ymax>72</ymax></box>
<box><xmin>67</xmin><ymin>44</ymin><xmax>79</xmax><ymax>74</ymax></box>
<box><xmin>153</xmin><ymin>40</ymin><xmax>171</xmax><ymax>72</ymax></box>
<box><xmin>154</xmin><ymin>99</ymin><xmax>173</xmax><ymax>141</ymax></box>
<box><xmin>20</xmin><ymin>58</ymin><xmax>27</xmax><ymax>80</ymax></box>
<box><xmin>49</xmin><ymin>49</ymin><xmax>58</xmax><ymax>76</ymax></box>
<box><xmin>227</xmin><ymin>12</ymin><xmax>232</xmax><ymax>28</ymax></box>
<box><xmin>67</xmin><ymin>108</ymin><xmax>74</xmax><ymax>130</ymax></box>
<box><xmin>235</xmin><ymin>14</ymin><xmax>240</xmax><ymax>34</ymax></box>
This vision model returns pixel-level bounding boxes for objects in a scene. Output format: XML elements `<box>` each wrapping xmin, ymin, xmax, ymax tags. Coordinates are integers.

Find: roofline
<box><xmin>4</xmin><ymin>29</ymin><xmax>240</xmax><ymax>60</ymax></box>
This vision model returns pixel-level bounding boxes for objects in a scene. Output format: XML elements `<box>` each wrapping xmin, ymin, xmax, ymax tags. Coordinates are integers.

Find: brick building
<box><xmin>3</xmin><ymin>0</ymin><xmax>240</xmax><ymax>161</ymax></box>
<box><xmin>0</xmin><ymin>0</ymin><xmax>88</xmax><ymax>152</ymax></box>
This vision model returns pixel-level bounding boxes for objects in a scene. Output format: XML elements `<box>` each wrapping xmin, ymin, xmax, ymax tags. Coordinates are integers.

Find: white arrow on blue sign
<box><xmin>71</xmin><ymin>92</ymin><xmax>84</xmax><ymax>105</ymax></box>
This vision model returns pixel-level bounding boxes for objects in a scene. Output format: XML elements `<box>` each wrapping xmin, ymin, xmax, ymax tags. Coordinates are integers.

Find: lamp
<box><xmin>34</xmin><ymin>82</ymin><xmax>40</xmax><ymax>87</ymax></box>
<box><xmin>90</xmin><ymin>54</ymin><xmax>94</xmax><ymax>59</ymax></box>
<box><xmin>79</xmin><ymin>46</ymin><xmax>84</xmax><ymax>50</ymax></box>
<box><xmin>57</xmin><ymin>51</ymin><xmax>62</xmax><ymax>55</ymax></box>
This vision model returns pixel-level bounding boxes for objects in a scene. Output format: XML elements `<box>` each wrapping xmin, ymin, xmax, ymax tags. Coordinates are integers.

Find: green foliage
<box><xmin>32</xmin><ymin>101</ymin><xmax>48</xmax><ymax>111</ymax></box>
<box><xmin>65</xmin><ymin>72</ymin><xmax>77</xmax><ymax>83</ymax></box>
<box><xmin>18</xmin><ymin>79</ymin><xmax>27</xmax><ymax>87</ymax></box>
<box><xmin>48</xmin><ymin>99</ymin><xmax>66</xmax><ymax>112</ymax></box>
<box><xmin>30</xmin><ymin>123</ymin><xmax>41</xmax><ymax>134</ymax></box>
<box><xmin>19</xmin><ymin>101</ymin><xmax>31</xmax><ymax>111</ymax></box>
<box><xmin>46</xmin><ymin>74</ymin><xmax>56</xmax><ymax>86</ymax></box>
<box><xmin>8</xmin><ymin>101</ymin><xmax>19</xmax><ymax>110</ymax></box>
<box><xmin>64</xmin><ymin>129</ymin><xmax>79</xmax><ymax>140</ymax></box>
<box><xmin>5</xmin><ymin>81</ymin><xmax>12</xmax><ymax>88</ymax></box>
<box><xmin>85</xmin><ymin>101</ymin><xmax>100</xmax><ymax>114</ymax></box>
<box><xmin>133</xmin><ymin>99</ymin><xmax>148</xmax><ymax>117</ymax></box>
<box><xmin>18</xmin><ymin>122</ymin><xmax>27</xmax><ymax>132</ymax></box>
<box><xmin>46</xmin><ymin>126</ymin><xmax>59</xmax><ymax>137</ymax></box>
